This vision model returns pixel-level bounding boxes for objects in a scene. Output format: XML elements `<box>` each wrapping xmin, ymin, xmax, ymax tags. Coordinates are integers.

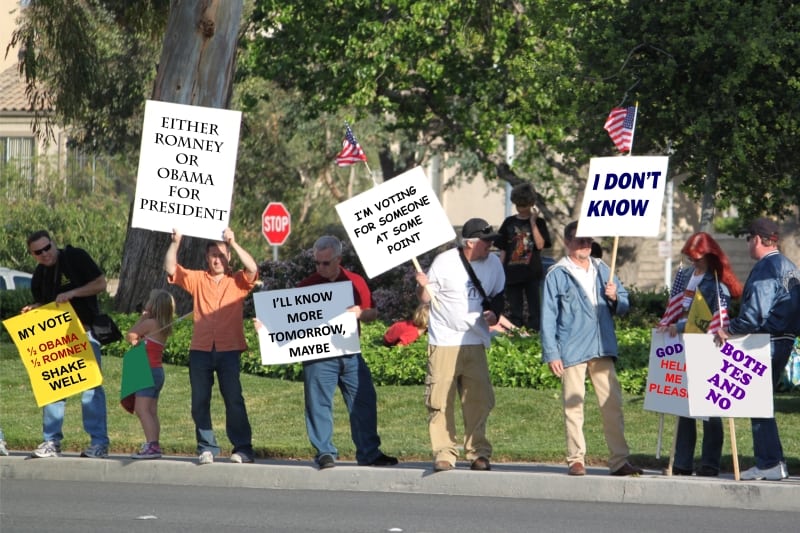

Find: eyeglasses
<box><xmin>32</xmin><ymin>243</ymin><xmax>52</xmax><ymax>256</ymax></box>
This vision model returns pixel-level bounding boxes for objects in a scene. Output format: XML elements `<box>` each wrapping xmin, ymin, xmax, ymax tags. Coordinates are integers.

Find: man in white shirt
<box><xmin>416</xmin><ymin>218</ymin><xmax>505</xmax><ymax>472</ymax></box>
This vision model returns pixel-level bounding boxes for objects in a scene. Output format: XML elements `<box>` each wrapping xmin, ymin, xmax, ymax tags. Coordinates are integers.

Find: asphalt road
<box><xmin>3</xmin><ymin>478</ymin><xmax>799</xmax><ymax>533</ymax></box>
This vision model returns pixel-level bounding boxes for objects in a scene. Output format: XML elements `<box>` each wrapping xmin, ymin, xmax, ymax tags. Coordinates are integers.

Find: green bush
<box><xmin>102</xmin><ymin>310</ymin><xmax>654</xmax><ymax>393</ymax></box>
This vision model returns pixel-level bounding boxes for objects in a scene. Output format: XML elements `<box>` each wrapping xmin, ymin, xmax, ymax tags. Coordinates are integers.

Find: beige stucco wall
<box><xmin>1</xmin><ymin>1</ymin><xmax>23</xmax><ymax>71</ymax></box>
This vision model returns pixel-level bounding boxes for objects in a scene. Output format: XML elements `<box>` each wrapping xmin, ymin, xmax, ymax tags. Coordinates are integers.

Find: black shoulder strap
<box><xmin>458</xmin><ymin>247</ymin><xmax>488</xmax><ymax>301</ymax></box>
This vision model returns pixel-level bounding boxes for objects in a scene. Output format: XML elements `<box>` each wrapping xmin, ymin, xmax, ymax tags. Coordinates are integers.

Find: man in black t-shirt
<box><xmin>22</xmin><ymin>230</ymin><xmax>110</xmax><ymax>459</ymax></box>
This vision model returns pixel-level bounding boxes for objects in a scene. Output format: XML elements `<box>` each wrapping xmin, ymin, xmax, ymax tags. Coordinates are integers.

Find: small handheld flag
<box><xmin>708</xmin><ymin>271</ymin><xmax>729</xmax><ymax>335</ymax></box>
<box><xmin>604</xmin><ymin>106</ymin><xmax>637</xmax><ymax>153</ymax></box>
<box><xmin>659</xmin><ymin>266</ymin><xmax>686</xmax><ymax>327</ymax></box>
<box><xmin>335</xmin><ymin>123</ymin><xmax>368</xmax><ymax>166</ymax></box>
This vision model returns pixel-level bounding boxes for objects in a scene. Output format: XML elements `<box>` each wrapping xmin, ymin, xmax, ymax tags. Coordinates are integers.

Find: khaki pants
<box><xmin>562</xmin><ymin>357</ymin><xmax>630</xmax><ymax>472</ymax></box>
<box><xmin>425</xmin><ymin>344</ymin><xmax>495</xmax><ymax>464</ymax></box>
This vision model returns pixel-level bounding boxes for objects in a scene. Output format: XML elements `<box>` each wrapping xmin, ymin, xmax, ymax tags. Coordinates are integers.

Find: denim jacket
<box><xmin>541</xmin><ymin>257</ymin><xmax>629</xmax><ymax>368</ymax></box>
<box><xmin>728</xmin><ymin>251</ymin><xmax>799</xmax><ymax>337</ymax></box>
<box><xmin>670</xmin><ymin>266</ymin><xmax>732</xmax><ymax>334</ymax></box>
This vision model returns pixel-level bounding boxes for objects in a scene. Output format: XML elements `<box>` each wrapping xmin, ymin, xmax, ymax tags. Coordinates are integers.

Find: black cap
<box><xmin>462</xmin><ymin>218</ymin><xmax>500</xmax><ymax>241</ymax></box>
<box><xmin>744</xmin><ymin>217</ymin><xmax>779</xmax><ymax>241</ymax></box>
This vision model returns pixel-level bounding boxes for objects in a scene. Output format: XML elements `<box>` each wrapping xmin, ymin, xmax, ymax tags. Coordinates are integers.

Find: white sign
<box><xmin>131</xmin><ymin>100</ymin><xmax>242</xmax><ymax>240</ymax></box>
<box><xmin>643</xmin><ymin>332</ymin><xmax>773</xmax><ymax>418</ymax></box>
<box><xmin>684</xmin><ymin>333</ymin><xmax>772</xmax><ymax>418</ymax></box>
<box><xmin>643</xmin><ymin>330</ymin><xmax>690</xmax><ymax>416</ymax></box>
<box><xmin>576</xmin><ymin>156</ymin><xmax>669</xmax><ymax>237</ymax></box>
<box><xmin>253</xmin><ymin>282</ymin><xmax>360</xmax><ymax>365</ymax></box>
<box><xmin>335</xmin><ymin>166</ymin><xmax>455</xmax><ymax>278</ymax></box>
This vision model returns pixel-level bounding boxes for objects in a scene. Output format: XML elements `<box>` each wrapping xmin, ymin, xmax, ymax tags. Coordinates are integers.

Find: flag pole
<box><xmin>609</xmin><ymin>102</ymin><xmax>639</xmax><ymax>278</ymax></box>
<box><xmin>628</xmin><ymin>101</ymin><xmax>640</xmax><ymax>155</ymax></box>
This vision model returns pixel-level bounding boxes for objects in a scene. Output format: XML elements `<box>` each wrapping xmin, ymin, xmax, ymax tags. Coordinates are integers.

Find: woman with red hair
<box><xmin>658</xmin><ymin>231</ymin><xmax>742</xmax><ymax>476</ymax></box>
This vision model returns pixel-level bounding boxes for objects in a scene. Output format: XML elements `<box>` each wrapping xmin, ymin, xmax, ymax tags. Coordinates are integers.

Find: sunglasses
<box><xmin>746</xmin><ymin>234</ymin><xmax>756</xmax><ymax>242</ymax></box>
<box><xmin>573</xmin><ymin>237</ymin><xmax>594</xmax><ymax>246</ymax></box>
<box><xmin>32</xmin><ymin>243</ymin><xmax>53</xmax><ymax>256</ymax></box>
<box><xmin>315</xmin><ymin>259</ymin><xmax>337</xmax><ymax>266</ymax></box>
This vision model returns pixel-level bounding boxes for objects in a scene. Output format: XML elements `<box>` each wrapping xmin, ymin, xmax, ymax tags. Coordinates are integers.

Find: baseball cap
<box><xmin>744</xmin><ymin>217</ymin><xmax>779</xmax><ymax>241</ymax></box>
<box><xmin>462</xmin><ymin>218</ymin><xmax>500</xmax><ymax>241</ymax></box>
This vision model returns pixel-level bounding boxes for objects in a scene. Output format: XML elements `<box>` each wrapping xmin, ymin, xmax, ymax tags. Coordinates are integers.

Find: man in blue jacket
<box><xmin>716</xmin><ymin>218</ymin><xmax>799</xmax><ymax>481</ymax></box>
<box><xmin>541</xmin><ymin>221</ymin><xmax>642</xmax><ymax>477</ymax></box>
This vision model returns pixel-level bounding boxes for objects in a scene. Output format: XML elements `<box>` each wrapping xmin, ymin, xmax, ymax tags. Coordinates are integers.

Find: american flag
<box><xmin>604</xmin><ymin>106</ymin><xmax>636</xmax><ymax>153</ymax></box>
<box><xmin>708</xmin><ymin>307</ymin><xmax>728</xmax><ymax>335</ymax></box>
<box><xmin>335</xmin><ymin>124</ymin><xmax>368</xmax><ymax>166</ymax></box>
<box><xmin>708</xmin><ymin>273</ymin><xmax>729</xmax><ymax>335</ymax></box>
<box><xmin>659</xmin><ymin>267</ymin><xmax>686</xmax><ymax>327</ymax></box>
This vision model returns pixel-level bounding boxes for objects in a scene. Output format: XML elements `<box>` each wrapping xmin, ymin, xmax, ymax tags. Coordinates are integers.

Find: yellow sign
<box><xmin>2</xmin><ymin>302</ymin><xmax>102</xmax><ymax>406</ymax></box>
<box><xmin>685</xmin><ymin>290</ymin><xmax>713</xmax><ymax>334</ymax></box>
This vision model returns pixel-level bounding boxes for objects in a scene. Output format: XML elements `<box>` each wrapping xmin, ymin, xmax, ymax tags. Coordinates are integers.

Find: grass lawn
<box><xmin>1</xmin><ymin>342</ymin><xmax>798</xmax><ymax>471</ymax></box>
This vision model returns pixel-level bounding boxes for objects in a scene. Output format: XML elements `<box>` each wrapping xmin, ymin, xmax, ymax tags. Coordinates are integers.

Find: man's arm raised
<box><xmin>164</xmin><ymin>229</ymin><xmax>182</xmax><ymax>277</ymax></box>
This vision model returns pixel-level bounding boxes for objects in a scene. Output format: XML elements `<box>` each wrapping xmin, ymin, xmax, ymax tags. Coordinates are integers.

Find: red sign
<box><xmin>262</xmin><ymin>202</ymin><xmax>291</xmax><ymax>246</ymax></box>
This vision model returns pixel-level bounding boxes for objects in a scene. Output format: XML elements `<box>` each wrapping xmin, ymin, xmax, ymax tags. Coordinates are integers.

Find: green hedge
<box><xmin>103</xmin><ymin>312</ymin><xmax>654</xmax><ymax>394</ymax></box>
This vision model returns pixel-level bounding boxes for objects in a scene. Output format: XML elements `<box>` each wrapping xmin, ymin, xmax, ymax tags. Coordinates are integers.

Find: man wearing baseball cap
<box><xmin>415</xmin><ymin>218</ymin><xmax>505</xmax><ymax>472</ymax></box>
<box><xmin>716</xmin><ymin>217</ymin><xmax>799</xmax><ymax>480</ymax></box>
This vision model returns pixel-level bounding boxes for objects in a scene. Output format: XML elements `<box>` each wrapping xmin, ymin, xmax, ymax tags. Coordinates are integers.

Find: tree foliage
<box><xmin>8</xmin><ymin>0</ymin><xmax>167</xmax><ymax>153</ymax></box>
<box><xmin>9</xmin><ymin>0</ymin><xmax>799</xmax><ymax>247</ymax></box>
<box><xmin>583</xmin><ymin>0</ymin><xmax>800</xmax><ymax>225</ymax></box>
<box><xmin>244</xmin><ymin>0</ymin><xmax>800</xmax><ymax>223</ymax></box>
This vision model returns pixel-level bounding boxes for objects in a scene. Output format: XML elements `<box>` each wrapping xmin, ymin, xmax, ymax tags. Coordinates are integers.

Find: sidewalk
<box><xmin>1</xmin><ymin>452</ymin><xmax>797</xmax><ymax>512</ymax></box>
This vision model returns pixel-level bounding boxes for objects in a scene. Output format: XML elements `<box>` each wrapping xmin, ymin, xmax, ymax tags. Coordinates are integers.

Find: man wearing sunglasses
<box><xmin>295</xmin><ymin>235</ymin><xmax>397</xmax><ymax>470</ymax></box>
<box><xmin>23</xmin><ymin>230</ymin><xmax>110</xmax><ymax>459</ymax></box>
<box><xmin>415</xmin><ymin>218</ymin><xmax>505</xmax><ymax>472</ymax></box>
<box><xmin>715</xmin><ymin>217</ymin><xmax>798</xmax><ymax>481</ymax></box>
<box><xmin>541</xmin><ymin>221</ymin><xmax>642</xmax><ymax>477</ymax></box>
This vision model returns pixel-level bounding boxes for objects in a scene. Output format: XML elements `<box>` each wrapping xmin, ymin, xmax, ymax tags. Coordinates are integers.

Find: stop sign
<box><xmin>262</xmin><ymin>202</ymin><xmax>291</xmax><ymax>245</ymax></box>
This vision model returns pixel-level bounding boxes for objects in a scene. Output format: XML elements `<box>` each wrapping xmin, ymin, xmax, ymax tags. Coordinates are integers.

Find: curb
<box><xmin>1</xmin><ymin>454</ymin><xmax>798</xmax><ymax>512</ymax></box>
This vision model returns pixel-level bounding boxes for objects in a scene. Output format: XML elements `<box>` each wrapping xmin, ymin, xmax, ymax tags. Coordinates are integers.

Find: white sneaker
<box><xmin>31</xmin><ymin>441</ymin><xmax>61</xmax><ymax>458</ymax></box>
<box><xmin>230</xmin><ymin>452</ymin><xmax>253</xmax><ymax>464</ymax></box>
<box><xmin>198</xmin><ymin>451</ymin><xmax>214</xmax><ymax>465</ymax></box>
<box><xmin>740</xmin><ymin>464</ymin><xmax>784</xmax><ymax>481</ymax></box>
<box><xmin>780</xmin><ymin>461</ymin><xmax>789</xmax><ymax>479</ymax></box>
<box><xmin>0</xmin><ymin>439</ymin><xmax>8</xmax><ymax>456</ymax></box>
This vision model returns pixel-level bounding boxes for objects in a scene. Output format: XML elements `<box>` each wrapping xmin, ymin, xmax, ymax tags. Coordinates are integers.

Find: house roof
<box><xmin>0</xmin><ymin>64</ymin><xmax>33</xmax><ymax>112</ymax></box>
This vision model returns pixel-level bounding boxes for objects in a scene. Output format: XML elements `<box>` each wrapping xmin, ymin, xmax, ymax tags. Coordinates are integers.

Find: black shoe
<box><xmin>695</xmin><ymin>465</ymin><xmax>719</xmax><ymax>477</ymax></box>
<box><xmin>672</xmin><ymin>466</ymin><xmax>693</xmax><ymax>476</ymax></box>
<box><xmin>363</xmin><ymin>452</ymin><xmax>398</xmax><ymax>467</ymax></box>
<box><xmin>470</xmin><ymin>456</ymin><xmax>491</xmax><ymax>471</ymax></box>
<box><xmin>318</xmin><ymin>454</ymin><xmax>335</xmax><ymax>470</ymax></box>
<box><xmin>611</xmin><ymin>462</ymin><xmax>643</xmax><ymax>476</ymax></box>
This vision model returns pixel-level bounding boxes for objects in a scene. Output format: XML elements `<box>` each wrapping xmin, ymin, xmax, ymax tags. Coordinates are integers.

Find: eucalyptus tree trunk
<box><xmin>115</xmin><ymin>0</ymin><xmax>244</xmax><ymax>314</ymax></box>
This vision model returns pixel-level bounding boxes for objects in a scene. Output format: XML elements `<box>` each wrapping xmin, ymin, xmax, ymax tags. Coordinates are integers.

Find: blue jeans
<box><xmin>42</xmin><ymin>336</ymin><xmax>108</xmax><ymax>447</ymax></box>
<box><xmin>673</xmin><ymin>416</ymin><xmax>723</xmax><ymax>472</ymax></box>
<box><xmin>302</xmin><ymin>354</ymin><xmax>382</xmax><ymax>464</ymax></box>
<box><xmin>751</xmin><ymin>337</ymin><xmax>792</xmax><ymax>469</ymax></box>
<box><xmin>189</xmin><ymin>349</ymin><xmax>253</xmax><ymax>457</ymax></box>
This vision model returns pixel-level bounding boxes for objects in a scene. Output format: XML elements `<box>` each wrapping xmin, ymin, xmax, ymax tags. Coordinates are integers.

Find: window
<box><xmin>0</xmin><ymin>136</ymin><xmax>36</xmax><ymax>194</ymax></box>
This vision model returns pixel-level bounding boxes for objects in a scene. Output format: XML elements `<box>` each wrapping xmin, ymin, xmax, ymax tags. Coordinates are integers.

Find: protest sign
<box><xmin>643</xmin><ymin>330</ymin><xmax>689</xmax><ymax>416</ymax></box>
<box><xmin>644</xmin><ymin>332</ymin><xmax>772</xmax><ymax>418</ymax></box>
<box><xmin>684</xmin><ymin>333</ymin><xmax>772</xmax><ymax>418</ymax></box>
<box><xmin>334</xmin><ymin>166</ymin><xmax>455</xmax><ymax>278</ymax></box>
<box><xmin>131</xmin><ymin>99</ymin><xmax>242</xmax><ymax>240</ymax></box>
<box><xmin>576</xmin><ymin>156</ymin><xmax>669</xmax><ymax>237</ymax></box>
<box><xmin>253</xmin><ymin>281</ymin><xmax>360</xmax><ymax>365</ymax></box>
<box><xmin>2</xmin><ymin>302</ymin><xmax>102</xmax><ymax>406</ymax></box>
